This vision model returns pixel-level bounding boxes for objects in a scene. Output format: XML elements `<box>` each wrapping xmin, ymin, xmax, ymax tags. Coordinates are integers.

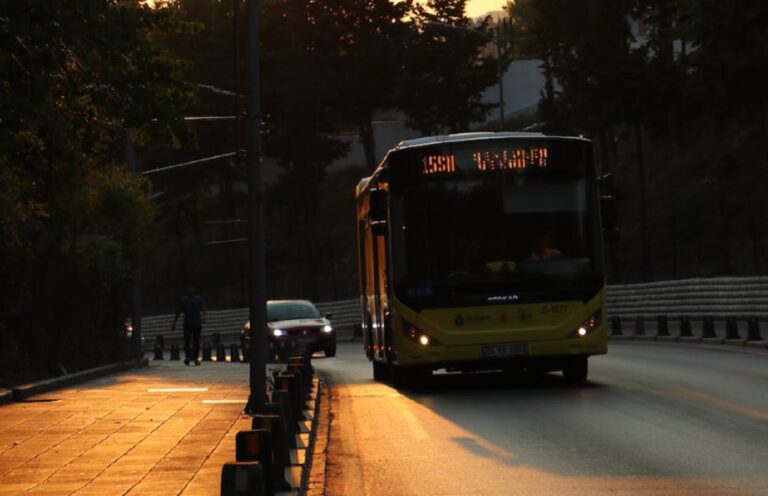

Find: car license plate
<box><xmin>482</xmin><ymin>343</ymin><xmax>528</xmax><ymax>359</ymax></box>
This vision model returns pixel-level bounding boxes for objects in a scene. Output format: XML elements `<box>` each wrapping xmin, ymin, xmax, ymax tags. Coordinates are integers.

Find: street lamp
<box><xmin>425</xmin><ymin>21</ymin><xmax>508</xmax><ymax>130</ymax></box>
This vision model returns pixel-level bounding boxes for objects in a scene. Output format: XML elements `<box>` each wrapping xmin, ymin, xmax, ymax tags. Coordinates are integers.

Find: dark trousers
<box><xmin>183</xmin><ymin>325</ymin><xmax>202</xmax><ymax>362</ymax></box>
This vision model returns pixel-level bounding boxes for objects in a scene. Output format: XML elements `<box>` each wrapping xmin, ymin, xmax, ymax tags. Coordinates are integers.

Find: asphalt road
<box><xmin>313</xmin><ymin>341</ymin><xmax>768</xmax><ymax>496</ymax></box>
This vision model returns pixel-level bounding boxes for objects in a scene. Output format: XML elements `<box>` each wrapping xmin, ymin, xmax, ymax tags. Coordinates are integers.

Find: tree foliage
<box><xmin>0</xmin><ymin>0</ymin><xmax>191</xmax><ymax>384</ymax></box>
<box><xmin>399</xmin><ymin>0</ymin><xmax>499</xmax><ymax>135</ymax></box>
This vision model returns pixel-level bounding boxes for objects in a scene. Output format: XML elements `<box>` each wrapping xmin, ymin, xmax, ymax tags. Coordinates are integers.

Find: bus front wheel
<box><xmin>562</xmin><ymin>356</ymin><xmax>588</xmax><ymax>384</ymax></box>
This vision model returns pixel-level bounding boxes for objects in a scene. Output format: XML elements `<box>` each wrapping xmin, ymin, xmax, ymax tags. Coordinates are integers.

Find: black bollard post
<box><xmin>220</xmin><ymin>461</ymin><xmax>265</xmax><ymax>496</ymax></box>
<box><xmin>217</xmin><ymin>343</ymin><xmax>227</xmax><ymax>362</ymax></box>
<box><xmin>170</xmin><ymin>343</ymin><xmax>180</xmax><ymax>361</ymax></box>
<box><xmin>702</xmin><ymin>316</ymin><xmax>716</xmax><ymax>339</ymax></box>
<box><xmin>235</xmin><ymin>430</ymin><xmax>274</xmax><ymax>496</ymax></box>
<box><xmin>153</xmin><ymin>335</ymin><xmax>165</xmax><ymax>360</ymax></box>
<box><xmin>679</xmin><ymin>315</ymin><xmax>693</xmax><ymax>337</ymax></box>
<box><xmin>656</xmin><ymin>315</ymin><xmax>670</xmax><ymax>337</ymax></box>
<box><xmin>153</xmin><ymin>343</ymin><xmax>164</xmax><ymax>360</ymax></box>
<box><xmin>287</xmin><ymin>363</ymin><xmax>312</xmax><ymax>396</ymax></box>
<box><xmin>610</xmin><ymin>316</ymin><xmax>623</xmax><ymax>336</ymax></box>
<box><xmin>747</xmin><ymin>317</ymin><xmax>762</xmax><ymax>341</ymax></box>
<box><xmin>251</xmin><ymin>415</ymin><xmax>291</xmax><ymax>491</ymax></box>
<box><xmin>289</xmin><ymin>354</ymin><xmax>313</xmax><ymax>377</ymax></box>
<box><xmin>268</xmin><ymin>392</ymin><xmax>297</xmax><ymax>448</ymax></box>
<box><xmin>634</xmin><ymin>316</ymin><xmax>645</xmax><ymax>336</ymax></box>
<box><xmin>725</xmin><ymin>316</ymin><xmax>740</xmax><ymax>340</ymax></box>
<box><xmin>230</xmin><ymin>344</ymin><xmax>241</xmax><ymax>363</ymax></box>
<box><xmin>202</xmin><ymin>343</ymin><xmax>212</xmax><ymax>361</ymax></box>
<box><xmin>275</xmin><ymin>374</ymin><xmax>304</xmax><ymax>420</ymax></box>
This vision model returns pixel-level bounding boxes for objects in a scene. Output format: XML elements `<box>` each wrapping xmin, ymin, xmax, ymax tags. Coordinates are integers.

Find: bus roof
<box><xmin>392</xmin><ymin>131</ymin><xmax>585</xmax><ymax>151</ymax></box>
<box><xmin>357</xmin><ymin>132</ymin><xmax>591</xmax><ymax>197</ymax></box>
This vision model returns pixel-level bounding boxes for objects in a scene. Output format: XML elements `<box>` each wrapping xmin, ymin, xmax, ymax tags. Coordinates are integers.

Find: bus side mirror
<box><xmin>370</xmin><ymin>189</ymin><xmax>388</xmax><ymax>237</ymax></box>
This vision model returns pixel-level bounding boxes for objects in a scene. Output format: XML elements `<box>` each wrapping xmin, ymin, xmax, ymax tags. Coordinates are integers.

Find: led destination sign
<box><xmin>421</xmin><ymin>145</ymin><xmax>549</xmax><ymax>175</ymax></box>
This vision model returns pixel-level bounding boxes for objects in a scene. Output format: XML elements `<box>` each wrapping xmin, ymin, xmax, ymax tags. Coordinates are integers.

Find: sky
<box><xmin>466</xmin><ymin>0</ymin><xmax>506</xmax><ymax>18</ymax></box>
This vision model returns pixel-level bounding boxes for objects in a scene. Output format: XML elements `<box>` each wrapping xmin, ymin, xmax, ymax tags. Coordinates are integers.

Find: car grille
<box><xmin>285</xmin><ymin>327</ymin><xmax>321</xmax><ymax>337</ymax></box>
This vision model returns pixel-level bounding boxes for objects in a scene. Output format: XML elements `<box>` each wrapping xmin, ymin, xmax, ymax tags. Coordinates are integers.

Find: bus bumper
<box><xmin>394</xmin><ymin>327</ymin><xmax>607</xmax><ymax>370</ymax></box>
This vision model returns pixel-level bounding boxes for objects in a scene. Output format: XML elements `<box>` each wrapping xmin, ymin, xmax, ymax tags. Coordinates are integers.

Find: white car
<box><xmin>241</xmin><ymin>300</ymin><xmax>336</xmax><ymax>361</ymax></box>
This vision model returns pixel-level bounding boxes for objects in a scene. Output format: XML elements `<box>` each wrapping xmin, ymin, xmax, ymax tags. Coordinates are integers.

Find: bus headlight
<box><xmin>402</xmin><ymin>321</ymin><xmax>441</xmax><ymax>346</ymax></box>
<box><xmin>273</xmin><ymin>328</ymin><xmax>285</xmax><ymax>337</ymax></box>
<box><xmin>569</xmin><ymin>309</ymin><xmax>602</xmax><ymax>338</ymax></box>
<box><xmin>323</xmin><ymin>325</ymin><xmax>333</xmax><ymax>333</ymax></box>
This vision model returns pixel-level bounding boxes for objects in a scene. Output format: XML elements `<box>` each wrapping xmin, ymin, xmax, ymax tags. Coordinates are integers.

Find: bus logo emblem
<box><xmin>454</xmin><ymin>314</ymin><xmax>465</xmax><ymax>327</ymax></box>
<box><xmin>517</xmin><ymin>309</ymin><xmax>532</xmax><ymax>322</ymax></box>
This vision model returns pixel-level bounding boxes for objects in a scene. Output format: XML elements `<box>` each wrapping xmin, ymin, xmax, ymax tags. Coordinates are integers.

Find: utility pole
<box><xmin>126</xmin><ymin>132</ymin><xmax>143</xmax><ymax>359</ymax></box>
<box><xmin>495</xmin><ymin>24</ymin><xmax>506</xmax><ymax>131</ymax></box>
<box><xmin>245</xmin><ymin>0</ymin><xmax>267</xmax><ymax>414</ymax></box>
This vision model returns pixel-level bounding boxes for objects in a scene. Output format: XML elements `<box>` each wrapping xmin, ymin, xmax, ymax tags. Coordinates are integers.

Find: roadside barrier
<box><xmin>235</xmin><ymin>430</ymin><xmax>274</xmax><ymax>496</ymax></box>
<box><xmin>202</xmin><ymin>343</ymin><xmax>212</xmax><ymax>361</ymax></box>
<box><xmin>275</xmin><ymin>374</ymin><xmax>304</xmax><ymax>421</ymax></box>
<box><xmin>610</xmin><ymin>316</ymin><xmax>623</xmax><ymax>336</ymax></box>
<box><xmin>153</xmin><ymin>342</ymin><xmax>164</xmax><ymax>360</ymax></box>
<box><xmin>635</xmin><ymin>316</ymin><xmax>645</xmax><ymax>336</ymax></box>
<box><xmin>230</xmin><ymin>344</ymin><xmax>240</xmax><ymax>362</ymax></box>
<box><xmin>656</xmin><ymin>315</ymin><xmax>670</xmax><ymax>337</ymax></box>
<box><xmin>221</xmin><ymin>353</ymin><xmax>318</xmax><ymax>496</ymax></box>
<box><xmin>725</xmin><ymin>316</ymin><xmax>741</xmax><ymax>340</ymax></box>
<box><xmin>287</xmin><ymin>363</ymin><xmax>312</xmax><ymax>394</ymax></box>
<box><xmin>252</xmin><ymin>414</ymin><xmax>292</xmax><ymax>487</ymax></box>
<box><xmin>270</xmin><ymin>390</ymin><xmax>297</xmax><ymax>447</ymax></box>
<box><xmin>169</xmin><ymin>344</ymin><xmax>180</xmax><ymax>361</ymax></box>
<box><xmin>220</xmin><ymin>461</ymin><xmax>265</xmax><ymax>496</ymax></box>
<box><xmin>747</xmin><ymin>317</ymin><xmax>763</xmax><ymax>341</ymax></box>
<box><xmin>679</xmin><ymin>316</ymin><xmax>693</xmax><ymax>337</ymax></box>
<box><xmin>702</xmin><ymin>316</ymin><xmax>716</xmax><ymax>339</ymax></box>
<box><xmin>216</xmin><ymin>343</ymin><xmax>227</xmax><ymax>362</ymax></box>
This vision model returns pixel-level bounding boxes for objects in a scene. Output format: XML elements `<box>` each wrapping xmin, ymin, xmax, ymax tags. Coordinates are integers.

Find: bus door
<box><xmin>370</xmin><ymin>225</ymin><xmax>385</xmax><ymax>360</ymax></box>
<box><xmin>369</xmin><ymin>188</ymin><xmax>390</xmax><ymax>362</ymax></box>
<box><xmin>358</xmin><ymin>219</ymin><xmax>374</xmax><ymax>359</ymax></box>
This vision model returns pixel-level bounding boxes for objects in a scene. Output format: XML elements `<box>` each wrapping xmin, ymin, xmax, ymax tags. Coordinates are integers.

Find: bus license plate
<box><xmin>482</xmin><ymin>343</ymin><xmax>528</xmax><ymax>359</ymax></box>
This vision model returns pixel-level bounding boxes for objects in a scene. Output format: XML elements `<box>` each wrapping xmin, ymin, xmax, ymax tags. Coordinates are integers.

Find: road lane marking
<box><xmin>147</xmin><ymin>388</ymin><xmax>209</xmax><ymax>393</ymax></box>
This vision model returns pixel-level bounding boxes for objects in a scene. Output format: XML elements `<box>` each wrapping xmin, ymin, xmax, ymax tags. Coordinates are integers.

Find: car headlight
<box><xmin>569</xmin><ymin>309</ymin><xmax>602</xmax><ymax>338</ymax></box>
<box><xmin>272</xmin><ymin>328</ymin><xmax>285</xmax><ymax>337</ymax></box>
<box><xmin>323</xmin><ymin>325</ymin><xmax>333</xmax><ymax>333</ymax></box>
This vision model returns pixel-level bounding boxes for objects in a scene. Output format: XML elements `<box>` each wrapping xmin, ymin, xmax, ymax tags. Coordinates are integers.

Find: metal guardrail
<box><xmin>141</xmin><ymin>299</ymin><xmax>361</xmax><ymax>345</ymax></box>
<box><xmin>606</xmin><ymin>276</ymin><xmax>768</xmax><ymax>319</ymax></box>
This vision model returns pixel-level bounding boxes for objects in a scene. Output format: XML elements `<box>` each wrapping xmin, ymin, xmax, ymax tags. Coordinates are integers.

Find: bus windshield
<box><xmin>389</xmin><ymin>139</ymin><xmax>603</xmax><ymax>309</ymax></box>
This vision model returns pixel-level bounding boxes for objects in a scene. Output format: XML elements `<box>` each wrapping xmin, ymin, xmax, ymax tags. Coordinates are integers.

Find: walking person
<box><xmin>172</xmin><ymin>284</ymin><xmax>207</xmax><ymax>366</ymax></box>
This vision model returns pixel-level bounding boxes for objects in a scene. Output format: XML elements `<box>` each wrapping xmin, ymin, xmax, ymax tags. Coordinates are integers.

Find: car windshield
<box><xmin>267</xmin><ymin>302</ymin><xmax>321</xmax><ymax>321</ymax></box>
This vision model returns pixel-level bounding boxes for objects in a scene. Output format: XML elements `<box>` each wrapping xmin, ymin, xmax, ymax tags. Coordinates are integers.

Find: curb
<box><xmin>0</xmin><ymin>389</ymin><xmax>13</xmax><ymax>406</ymax></box>
<box><xmin>295</xmin><ymin>374</ymin><xmax>322</xmax><ymax>494</ymax></box>
<box><xmin>9</xmin><ymin>358</ymin><xmax>149</xmax><ymax>402</ymax></box>
<box><xmin>609</xmin><ymin>335</ymin><xmax>768</xmax><ymax>351</ymax></box>
<box><xmin>305</xmin><ymin>378</ymin><xmax>330</xmax><ymax>496</ymax></box>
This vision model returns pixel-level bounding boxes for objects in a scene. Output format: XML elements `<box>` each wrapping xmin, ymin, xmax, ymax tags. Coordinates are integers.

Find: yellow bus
<box><xmin>355</xmin><ymin>132</ymin><xmax>612</xmax><ymax>388</ymax></box>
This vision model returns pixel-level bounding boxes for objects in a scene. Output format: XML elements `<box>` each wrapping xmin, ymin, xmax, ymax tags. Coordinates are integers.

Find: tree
<box><xmin>310</xmin><ymin>0</ymin><xmax>413</xmax><ymax>170</ymax></box>
<box><xmin>679</xmin><ymin>0</ymin><xmax>768</xmax><ymax>135</ymax></box>
<box><xmin>0</xmin><ymin>0</ymin><xmax>191</xmax><ymax>383</ymax></box>
<box><xmin>399</xmin><ymin>0</ymin><xmax>499</xmax><ymax>134</ymax></box>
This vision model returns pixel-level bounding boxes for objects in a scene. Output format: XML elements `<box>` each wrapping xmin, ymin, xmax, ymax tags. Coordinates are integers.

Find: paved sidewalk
<box><xmin>0</xmin><ymin>360</ymin><xmax>260</xmax><ymax>495</ymax></box>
